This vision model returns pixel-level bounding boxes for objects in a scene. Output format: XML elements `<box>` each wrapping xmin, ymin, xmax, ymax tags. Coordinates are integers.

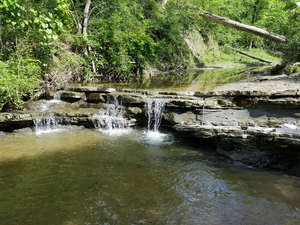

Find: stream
<box><xmin>0</xmin><ymin>128</ymin><xmax>300</xmax><ymax>225</ymax></box>
<box><xmin>1</xmin><ymin>67</ymin><xmax>299</xmax><ymax>225</ymax></box>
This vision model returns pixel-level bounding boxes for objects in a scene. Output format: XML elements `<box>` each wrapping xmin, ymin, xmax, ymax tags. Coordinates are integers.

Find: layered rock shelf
<box><xmin>1</xmin><ymin>86</ymin><xmax>300</xmax><ymax>175</ymax></box>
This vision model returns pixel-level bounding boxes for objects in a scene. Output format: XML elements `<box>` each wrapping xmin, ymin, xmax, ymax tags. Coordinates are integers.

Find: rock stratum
<box><xmin>1</xmin><ymin>74</ymin><xmax>300</xmax><ymax>176</ymax></box>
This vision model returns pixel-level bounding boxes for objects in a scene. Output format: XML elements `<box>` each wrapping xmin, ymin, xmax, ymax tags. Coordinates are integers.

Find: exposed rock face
<box><xmin>86</xmin><ymin>93</ymin><xmax>106</xmax><ymax>103</ymax></box>
<box><xmin>174</xmin><ymin>124</ymin><xmax>300</xmax><ymax>176</ymax></box>
<box><xmin>60</xmin><ymin>91</ymin><xmax>86</xmax><ymax>102</ymax></box>
<box><xmin>1</xmin><ymin>86</ymin><xmax>300</xmax><ymax>175</ymax></box>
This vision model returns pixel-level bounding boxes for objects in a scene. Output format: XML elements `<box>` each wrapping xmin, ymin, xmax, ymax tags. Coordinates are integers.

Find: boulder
<box><xmin>163</xmin><ymin>111</ymin><xmax>197</xmax><ymax>125</ymax></box>
<box><xmin>127</xmin><ymin>107</ymin><xmax>143</xmax><ymax>115</ymax></box>
<box><xmin>59</xmin><ymin>91</ymin><xmax>86</xmax><ymax>102</ymax></box>
<box><xmin>86</xmin><ymin>93</ymin><xmax>106</xmax><ymax>103</ymax></box>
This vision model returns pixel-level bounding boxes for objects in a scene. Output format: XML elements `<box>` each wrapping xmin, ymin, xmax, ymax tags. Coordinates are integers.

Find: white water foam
<box><xmin>93</xmin><ymin>97</ymin><xmax>131</xmax><ymax>136</ymax></box>
<box><xmin>135</xmin><ymin>130</ymin><xmax>174</xmax><ymax>145</ymax></box>
<box><xmin>145</xmin><ymin>131</ymin><xmax>174</xmax><ymax>144</ymax></box>
<box><xmin>146</xmin><ymin>100</ymin><xmax>165</xmax><ymax>132</ymax></box>
<box><xmin>143</xmin><ymin>99</ymin><xmax>172</xmax><ymax>144</ymax></box>
<box><xmin>34</xmin><ymin>115</ymin><xmax>73</xmax><ymax>135</ymax></box>
<box><xmin>39</xmin><ymin>92</ymin><xmax>62</xmax><ymax>111</ymax></box>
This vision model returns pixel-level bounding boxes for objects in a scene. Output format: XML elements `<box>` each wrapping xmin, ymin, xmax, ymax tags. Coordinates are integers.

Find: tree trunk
<box><xmin>82</xmin><ymin>0</ymin><xmax>96</xmax><ymax>75</ymax></box>
<box><xmin>249</xmin><ymin>0</ymin><xmax>259</xmax><ymax>49</ymax></box>
<box><xmin>162</xmin><ymin>1</ymin><xmax>287</xmax><ymax>44</ymax></box>
<box><xmin>231</xmin><ymin>47</ymin><xmax>273</xmax><ymax>63</ymax></box>
<box><xmin>199</xmin><ymin>11</ymin><xmax>286</xmax><ymax>44</ymax></box>
<box><xmin>82</xmin><ymin>0</ymin><xmax>91</xmax><ymax>38</ymax></box>
<box><xmin>162</xmin><ymin>0</ymin><xmax>167</xmax><ymax>9</ymax></box>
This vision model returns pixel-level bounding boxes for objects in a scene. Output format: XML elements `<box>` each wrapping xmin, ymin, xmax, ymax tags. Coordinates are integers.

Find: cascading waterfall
<box><xmin>33</xmin><ymin>114</ymin><xmax>71</xmax><ymax>134</ymax></box>
<box><xmin>40</xmin><ymin>92</ymin><xmax>62</xmax><ymax>111</ymax></box>
<box><xmin>53</xmin><ymin>92</ymin><xmax>61</xmax><ymax>101</ymax></box>
<box><xmin>141</xmin><ymin>99</ymin><xmax>174</xmax><ymax>144</ymax></box>
<box><xmin>34</xmin><ymin>92</ymin><xmax>71</xmax><ymax>134</ymax></box>
<box><xmin>93</xmin><ymin>96</ymin><xmax>130</xmax><ymax>134</ymax></box>
<box><xmin>146</xmin><ymin>100</ymin><xmax>165</xmax><ymax>132</ymax></box>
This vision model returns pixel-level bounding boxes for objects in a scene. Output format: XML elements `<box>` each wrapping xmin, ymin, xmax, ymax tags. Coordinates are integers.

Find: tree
<box><xmin>165</xmin><ymin>0</ymin><xmax>287</xmax><ymax>44</ymax></box>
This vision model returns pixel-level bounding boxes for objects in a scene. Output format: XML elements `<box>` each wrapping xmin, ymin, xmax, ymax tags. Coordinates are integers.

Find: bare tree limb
<box><xmin>64</xmin><ymin>2</ymin><xmax>81</xmax><ymax>32</ymax></box>
<box><xmin>82</xmin><ymin>0</ymin><xmax>96</xmax><ymax>75</ymax></box>
<box><xmin>164</xmin><ymin>1</ymin><xmax>287</xmax><ymax>44</ymax></box>
<box><xmin>70</xmin><ymin>0</ymin><xmax>82</xmax><ymax>31</ymax></box>
<box><xmin>199</xmin><ymin>11</ymin><xmax>286</xmax><ymax>44</ymax></box>
<box><xmin>88</xmin><ymin>2</ymin><xmax>106</xmax><ymax>18</ymax></box>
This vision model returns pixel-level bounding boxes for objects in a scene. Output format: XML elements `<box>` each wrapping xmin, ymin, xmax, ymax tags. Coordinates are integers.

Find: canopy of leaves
<box><xmin>0</xmin><ymin>0</ymin><xmax>299</xmax><ymax>110</ymax></box>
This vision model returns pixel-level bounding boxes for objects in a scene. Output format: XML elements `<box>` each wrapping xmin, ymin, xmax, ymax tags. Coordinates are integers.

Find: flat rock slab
<box><xmin>59</xmin><ymin>91</ymin><xmax>86</xmax><ymax>101</ymax></box>
<box><xmin>173</xmin><ymin>124</ymin><xmax>300</xmax><ymax>141</ymax></box>
<box><xmin>69</xmin><ymin>87</ymin><xmax>116</xmax><ymax>93</ymax></box>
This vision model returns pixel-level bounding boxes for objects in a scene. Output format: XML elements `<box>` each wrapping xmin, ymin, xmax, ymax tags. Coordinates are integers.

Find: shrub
<box><xmin>0</xmin><ymin>55</ymin><xmax>41</xmax><ymax>111</ymax></box>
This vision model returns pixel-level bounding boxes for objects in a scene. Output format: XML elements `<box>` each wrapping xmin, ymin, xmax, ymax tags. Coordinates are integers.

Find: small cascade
<box><xmin>40</xmin><ymin>92</ymin><xmax>62</xmax><ymax>111</ymax></box>
<box><xmin>93</xmin><ymin>97</ymin><xmax>130</xmax><ymax>134</ymax></box>
<box><xmin>146</xmin><ymin>100</ymin><xmax>165</xmax><ymax>132</ymax></box>
<box><xmin>34</xmin><ymin>93</ymin><xmax>73</xmax><ymax>134</ymax></box>
<box><xmin>33</xmin><ymin>114</ymin><xmax>71</xmax><ymax>135</ymax></box>
<box><xmin>143</xmin><ymin>99</ymin><xmax>173</xmax><ymax>144</ymax></box>
<box><xmin>53</xmin><ymin>92</ymin><xmax>62</xmax><ymax>101</ymax></box>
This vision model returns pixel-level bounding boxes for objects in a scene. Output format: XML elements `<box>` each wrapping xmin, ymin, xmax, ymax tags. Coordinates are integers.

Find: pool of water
<box><xmin>69</xmin><ymin>68</ymin><xmax>254</xmax><ymax>92</ymax></box>
<box><xmin>0</xmin><ymin>128</ymin><xmax>300</xmax><ymax>225</ymax></box>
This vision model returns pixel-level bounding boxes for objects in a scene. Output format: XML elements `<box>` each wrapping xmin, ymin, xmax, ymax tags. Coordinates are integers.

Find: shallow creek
<box><xmin>69</xmin><ymin>67</ymin><xmax>253</xmax><ymax>92</ymax></box>
<box><xmin>0</xmin><ymin>128</ymin><xmax>300</xmax><ymax>225</ymax></box>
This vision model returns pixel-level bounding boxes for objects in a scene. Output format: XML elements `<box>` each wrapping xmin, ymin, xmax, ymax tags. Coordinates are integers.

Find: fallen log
<box><xmin>162</xmin><ymin>1</ymin><xmax>287</xmax><ymax>44</ymax></box>
<box><xmin>200</xmin><ymin>12</ymin><xmax>286</xmax><ymax>44</ymax></box>
<box><xmin>231</xmin><ymin>48</ymin><xmax>273</xmax><ymax>63</ymax></box>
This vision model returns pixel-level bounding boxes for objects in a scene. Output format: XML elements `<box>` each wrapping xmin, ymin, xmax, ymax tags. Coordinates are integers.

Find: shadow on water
<box><xmin>0</xmin><ymin>129</ymin><xmax>300</xmax><ymax>225</ymax></box>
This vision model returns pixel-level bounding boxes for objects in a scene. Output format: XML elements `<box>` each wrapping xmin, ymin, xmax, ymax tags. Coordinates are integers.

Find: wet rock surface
<box><xmin>173</xmin><ymin>124</ymin><xmax>300</xmax><ymax>176</ymax></box>
<box><xmin>1</xmin><ymin>86</ymin><xmax>300</xmax><ymax>175</ymax></box>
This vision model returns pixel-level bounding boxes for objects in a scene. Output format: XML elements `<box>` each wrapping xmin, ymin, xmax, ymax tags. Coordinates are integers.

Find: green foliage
<box><xmin>85</xmin><ymin>0</ymin><xmax>194</xmax><ymax>81</ymax></box>
<box><xmin>282</xmin><ymin>5</ymin><xmax>300</xmax><ymax>62</ymax></box>
<box><xmin>0</xmin><ymin>54</ymin><xmax>41</xmax><ymax>111</ymax></box>
<box><xmin>0</xmin><ymin>0</ymin><xmax>71</xmax><ymax>66</ymax></box>
<box><xmin>44</xmin><ymin>37</ymin><xmax>84</xmax><ymax>92</ymax></box>
<box><xmin>0</xmin><ymin>0</ymin><xmax>299</xmax><ymax>107</ymax></box>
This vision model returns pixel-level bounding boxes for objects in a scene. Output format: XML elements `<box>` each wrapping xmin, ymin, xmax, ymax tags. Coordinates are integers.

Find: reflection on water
<box><xmin>0</xmin><ymin>129</ymin><xmax>300</xmax><ymax>225</ymax></box>
<box><xmin>71</xmin><ymin>68</ymin><xmax>254</xmax><ymax>92</ymax></box>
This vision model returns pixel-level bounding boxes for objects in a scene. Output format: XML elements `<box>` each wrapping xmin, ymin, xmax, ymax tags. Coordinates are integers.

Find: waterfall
<box><xmin>33</xmin><ymin>114</ymin><xmax>71</xmax><ymax>134</ymax></box>
<box><xmin>146</xmin><ymin>100</ymin><xmax>165</xmax><ymax>132</ymax></box>
<box><xmin>93</xmin><ymin>104</ymin><xmax>128</xmax><ymax>130</ymax></box>
<box><xmin>141</xmin><ymin>99</ymin><xmax>173</xmax><ymax>144</ymax></box>
<box><xmin>93</xmin><ymin>97</ymin><xmax>130</xmax><ymax>134</ymax></box>
<box><xmin>34</xmin><ymin>92</ymin><xmax>73</xmax><ymax>134</ymax></box>
<box><xmin>40</xmin><ymin>92</ymin><xmax>62</xmax><ymax>111</ymax></box>
<box><xmin>53</xmin><ymin>92</ymin><xmax>61</xmax><ymax>101</ymax></box>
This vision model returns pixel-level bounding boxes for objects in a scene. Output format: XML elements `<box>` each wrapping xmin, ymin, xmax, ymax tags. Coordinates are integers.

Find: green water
<box><xmin>71</xmin><ymin>68</ymin><xmax>253</xmax><ymax>92</ymax></box>
<box><xmin>0</xmin><ymin>128</ymin><xmax>300</xmax><ymax>225</ymax></box>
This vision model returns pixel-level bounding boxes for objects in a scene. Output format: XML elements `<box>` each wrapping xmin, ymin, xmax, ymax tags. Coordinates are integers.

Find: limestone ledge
<box><xmin>173</xmin><ymin>124</ymin><xmax>300</xmax><ymax>142</ymax></box>
<box><xmin>66</xmin><ymin>86</ymin><xmax>300</xmax><ymax>97</ymax></box>
<box><xmin>173</xmin><ymin>124</ymin><xmax>300</xmax><ymax>176</ymax></box>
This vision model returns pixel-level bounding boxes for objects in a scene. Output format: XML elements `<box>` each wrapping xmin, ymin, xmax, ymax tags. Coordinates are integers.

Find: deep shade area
<box><xmin>0</xmin><ymin>128</ymin><xmax>300</xmax><ymax>225</ymax></box>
